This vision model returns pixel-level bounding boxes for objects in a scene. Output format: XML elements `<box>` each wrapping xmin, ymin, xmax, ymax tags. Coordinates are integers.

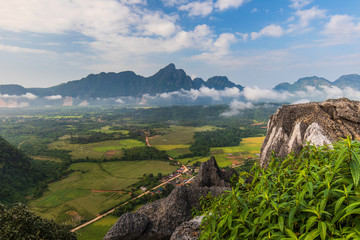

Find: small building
<box><xmin>140</xmin><ymin>186</ymin><xmax>147</xmax><ymax>192</ymax></box>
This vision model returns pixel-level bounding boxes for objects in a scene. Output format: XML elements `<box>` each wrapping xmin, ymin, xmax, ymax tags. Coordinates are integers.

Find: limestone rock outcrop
<box><xmin>193</xmin><ymin>156</ymin><xmax>235</xmax><ymax>188</ymax></box>
<box><xmin>170</xmin><ymin>216</ymin><xmax>203</xmax><ymax>240</ymax></box>
<box><xmin>104</xmin><ymin>157</ymin><xmax>235</xmax><ymax>240</ymax></box>
<box><xmin>103</xmin><ymin>213</ymin><xmax>149</xmax><ymax>240</ymax></box>
<box><xmin>260</xmin><ymin>98</ymin><xmax>360</xmax><ymax>168</ymax></box>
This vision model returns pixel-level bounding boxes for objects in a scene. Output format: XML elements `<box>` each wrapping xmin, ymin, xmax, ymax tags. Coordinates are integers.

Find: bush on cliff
<box><xmin>199</xmin><ymin>138</ymin><xmax>360</xmax><ymax>239</ymax></box>
<box><xmin>0</xmin><ymin>203</ymin><xmax>76</xmax><ymax>240</ymax></box>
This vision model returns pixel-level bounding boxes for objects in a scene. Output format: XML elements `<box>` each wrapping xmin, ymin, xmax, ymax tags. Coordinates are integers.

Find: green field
<box><xmin>29</xmin><ymin>160</ymin><xmax>177</xmax><ymax>225</ymax></box>
<box><xmin>91</xmin><ymin>126</ymin><xmax>129</xmax><ymax>135</ymax></box>
<box><xmin>210</xmin><ymin>136</ymin><xmax>265</xmax><ymax>167</ymax></box>
<box><xmin>48</xmin><ymin>139</ymin><xmax>145</xmax><ymax>159</ymax></box>
<box><xmin>76</xmin><ymin>215</ymin><xmax>119</xmax><ymax>240</ymax></box>
<box><xmin>149</xmin><ymin>125</ymin><xmax>220</xmax><ymax>145</ymax></box>
<box><xmin>178</xmin><ymin>136</ymin><xmax>265</xmax><ymax>168</ymax></box>
<box><xmin>150</xmin><ymin>125</ymin><xmax>219</xmax><ymax>157</ymax></box>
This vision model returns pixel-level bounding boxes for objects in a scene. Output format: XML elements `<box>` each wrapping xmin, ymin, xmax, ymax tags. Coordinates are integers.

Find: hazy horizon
<box><xmin>0</xmin><ymin>0</ymin><xmax>360</xmax><ymax>88</ymax></box>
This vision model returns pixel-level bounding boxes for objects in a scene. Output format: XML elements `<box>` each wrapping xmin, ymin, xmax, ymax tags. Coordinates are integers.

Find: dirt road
<box><xmin>71</xmin><ymin>166</ymin><xmax>188</xmax><ymax>232</ymax></box>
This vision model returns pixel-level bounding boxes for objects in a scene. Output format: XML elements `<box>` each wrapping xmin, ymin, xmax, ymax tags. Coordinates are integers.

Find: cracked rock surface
<box><xmin>260</xmin><ymin>98</ymin><xmax>360</xmax><ymax>168</ymax></box>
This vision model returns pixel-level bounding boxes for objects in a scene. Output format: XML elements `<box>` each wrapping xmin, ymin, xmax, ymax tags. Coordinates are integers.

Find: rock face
<box><xmin>193</xmin><ymin>156</ymin><xmax>235</xmax><ymax>188</ymax></box>
<box><xmin>103</xmin><ymin>157</ymin><xmax>234</xmax><ymax>240</ymax></box>
<box><xmin>103</xmin><ymin>213</ymin><xmax>149</xmax><ymax>240</ymax></box>
<box><xmin>170</xmin><ymin>216</ymin><xmax>203</xmax><ymax>240</ymax></box>
<box><xmin>260</xmin><ymin>98</ymin><xmax>360</xmax><ymax>168</ymax></box>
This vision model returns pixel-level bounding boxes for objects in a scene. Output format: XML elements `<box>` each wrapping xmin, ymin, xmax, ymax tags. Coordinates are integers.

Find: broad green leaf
<box><xmin>350</xmin><ymin>161</ymin><xmax>360</xmax><ymax>187</ymax></box>
<box><xmin>334</xmin><ymin>196</ymin><xmax>345</xmax><ymax>215</ymax></box>
<box><xmin>318</xmin><ymin>221</ymin><xmax>327</xmax><ymax>240</ymax></box>
<box><xmin>306</xmin><ymin>216</ymin><xmax>318</xmax><ymax>232</ymax></box>
<box><xmin>285</xmin><ymin>228</ymin><xmax>298</xmax><ymax>240</ymax></box>
<box><xmin>307</xmin><ymin>182</ymin><xmax>314</xmax><ymax>197</ymax></box>
<box><xmin>303</xmin><ymin>229</ymin><xmax>320</xmax><ymax>240</ymax></box>
<box><xmin>279</xmin><ymin>216</ymin><xmax>284</xmax><ymax>233</ymax></box>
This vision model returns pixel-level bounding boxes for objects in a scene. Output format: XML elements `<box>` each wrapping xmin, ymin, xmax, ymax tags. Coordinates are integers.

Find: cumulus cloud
<box><xmin>243</xmin><ymin>86</ymin><xmax>294</xmax><ymax>101</ymax></box>
<box><xmin>115</xmin><ymin>98</ymin><xmax>125</xmax><ymax>104</ymax></box>
<box><xmin>287</xmin><ymin>6</ymin><xmax>326</xmax><ymax>33</ymax></box>
<box><xmin>251</xmin><ymin>24</ymin><xmax>284</xmax><ymax>40</ymax></box>
<box><xmin>290</xmin><ymin>0</ymin><xmax>312</xmax><ymax>10</ymax></box>
<box><xmin>44</xmin><ymin>95</ymin><xmax>62</xmax><ymax>100</ymax></box>
<box><xmin>0</xmin><ymin>92</ymin><xmax>37</xmax><ymax>100</ymax></box>
<box><xmin>221</xmin><ymin>100</ymin><xmax>254</xmax><ymax>116</ymax></box>
<box><xmin>215</xmin><ymin>0</ymin><xmax>247</xmax><ymax>11</ymax></box>
<box><xmin>242</xmin><ymin>85</ymin><xmax>360</xmax><ymax>102</ymax></box>
<box><xmin>178</xmin><ymin>0</ymin><xmax>247</xmax><ymax>17</ymax></box>
<box><xmin>179</xmin><ymin>1</ymin><xmax>213</xmax><ymax>17</ymax></box>
<box><xmin>322</xmin><ymin>15</ymin><xmax>360</xmax><ymax>43</ymax></box>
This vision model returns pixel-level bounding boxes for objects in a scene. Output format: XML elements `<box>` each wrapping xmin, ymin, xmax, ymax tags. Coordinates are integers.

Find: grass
<box><xmin>178</xmin><ymin>136</ymin><xmax>265</xmax><ymax>168</ymax></box>
<box><xmin>29</xmin><ymin>160</ymin><xmax>177</xmax><ymax>225</ymax></box>
<box><xmin>149</xmin><ymin>125</ymin><xmax>220</xmax><ymax>146</ymax></box>
<box><xmin>91</xmin><ymin>126</ymin><xmax>129</xmax><ymax>135</ymax></box>
<box><xmin>154</xmin><ymin>144</ymin><xmax>191</xmax><ymax>158</ymax></box>
<box><xmin>48</xmin><ymin>139</ymin><xmax>145</xmax><ymax>159</ymax></box>
<box><xmin>76</xmin><ymin>215</ymin><xmax>119</xmax><ymax>240</ymax></box>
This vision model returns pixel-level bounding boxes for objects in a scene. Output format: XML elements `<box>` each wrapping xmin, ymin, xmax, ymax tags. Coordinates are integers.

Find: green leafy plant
<box><xmin>199</xmin><ymin>138</ymin><xmax>360</xmax><ymax>239</ymax></box>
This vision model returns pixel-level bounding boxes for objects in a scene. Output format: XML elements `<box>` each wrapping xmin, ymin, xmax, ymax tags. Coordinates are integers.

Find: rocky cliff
<box><xmin>104</xmin><ymin>157</ymin><xmax>234</xmax><ymax>240</ymax></box>
<box><xmin>260</xmin><ymin>98</ymin><xmax>360</xmax><ymax>168</ymax></box>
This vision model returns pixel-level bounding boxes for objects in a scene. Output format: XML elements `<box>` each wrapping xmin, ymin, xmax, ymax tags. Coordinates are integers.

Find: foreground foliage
<box><xmin>200</xmin><ymin>138</ymin><xmax>360</xmax><ymax>239</ymax></box>
<box><xmin>0</xmin><ymin>203</ymin><xmax>76</xmax><ymax>240</ymax></box>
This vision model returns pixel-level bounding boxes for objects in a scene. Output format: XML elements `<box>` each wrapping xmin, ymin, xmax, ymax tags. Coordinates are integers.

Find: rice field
<box><xmin>48</xmin><ymin>138</ymin><xmax>145</xmax><ymax>159</ymax></box>
<box><xmin>76</xmin><ymin>215</ymin><xmax>119</xmax><ymax>240</ymax></box>
<box><xmin>29</xmin><ymin>160</ymin><xmax>177</xmax><ymax>225</ymax></box>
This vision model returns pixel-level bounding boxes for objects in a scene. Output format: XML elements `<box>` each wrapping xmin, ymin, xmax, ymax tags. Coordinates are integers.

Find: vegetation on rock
<box><xmin>199</xmin><ymin>137</ymin><xmax>360</xmax><ymax>239</ymax></box>
<box><xmin>0</xmin><ymin>203</ymin><xmax>76</xmax><ymax>240</ymax></box>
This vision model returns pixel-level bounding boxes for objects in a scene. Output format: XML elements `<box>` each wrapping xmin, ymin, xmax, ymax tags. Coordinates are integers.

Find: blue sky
<box><xmin>0</xmin><ymin>0</ymin><xmax>360</xmax><ymax>88</ymax></box>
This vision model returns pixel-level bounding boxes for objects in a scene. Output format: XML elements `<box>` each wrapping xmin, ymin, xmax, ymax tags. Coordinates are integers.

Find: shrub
<box><xmin>199</xmin><ymin>137</ymin><xmax>360</xmax><ymax>239</ymax></box>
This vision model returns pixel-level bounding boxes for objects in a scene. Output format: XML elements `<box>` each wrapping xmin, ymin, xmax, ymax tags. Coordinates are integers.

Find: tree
<box><xmin>0</xmin><ymin>203</ymin><xmax>76</xmax><ymax>240</ymax></box>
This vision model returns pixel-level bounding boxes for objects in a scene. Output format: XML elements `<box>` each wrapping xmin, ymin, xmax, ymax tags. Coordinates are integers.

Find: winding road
<box><xmin>71</xmin><ymin>165</ymin><xmax>189</xmax><ymax>232</ymax></box>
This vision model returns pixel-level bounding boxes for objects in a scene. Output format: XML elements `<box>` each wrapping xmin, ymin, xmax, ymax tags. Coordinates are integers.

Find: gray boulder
<box><xmin>260</xmin><ymin>98</ymin><xmax>360</xmax><ymax>168</ymax></box>
<box><xmin>170</xmin><ymin>216</ymin><xmax>203</xmax><ymax>240</ymax></box>
<box><xmin>103</xmin><ymin>212</ymin><xmax>149</xmax><ymax>240</ymax></box>
<box><xmin>193</xmin><ymin>156</ymin><xmax>235</xmax><ymax>188</ymax></box>
<box><xmin>104</xmin><ymin>157</ymin><xmax>234</xmax><ymax>240</ymax></box>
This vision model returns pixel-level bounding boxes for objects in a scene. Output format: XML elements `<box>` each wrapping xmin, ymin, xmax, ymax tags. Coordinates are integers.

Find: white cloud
<box><xmin>161</xmin><ymin>0</ymin><xmax>188</xmax><ymax>7</ymax></box>
<box><xmin>215</xmin><ymin>0</ymin><xmax>246</xmax><ymax>11</ymax></box>
<box><xmin>250</xmin><ymin>8</ymin><xmax>258</xmax><ymax>13</ymax></box>
<box><xmin>243</xmin><ymin>86</ymin><xmax>294</xmax><ymax>101</ymax></box>
<box><xmin>291</xmin><ymin>99</ymin><xmax>310</xmax><ymax>104</ymax></box>
<box><xmin>290</xmin><ymin>0</ymin><xmax>312</xmax><ymax>9</ymax></box>
<box><xmin>138</xmin><ymin>13</ymin><xmax>177</xmax><ymax>37</ymax></box>
<box><xmin>179</xmin><ymin>1</ymin><xmax>213</xmax><ymax>17</ymax></box>
<box><xmin>22</xmin><ymin>93</ymin><xmax>38</xmax><ymax>100</ymax></box>
<box><xmin>178</xmin><ymin>0</ymin><xmax>247</xmax><ymax>17</ymax></box>
<box><xmin>44</xmin><ymin>95</ymin><xmax>62</xmax><ymax>100</ymax></box>
<box><xmin>213</xmin><ymin>33</ymin><xmax>237</xmax><ymax>54</ymax></box>
<box><xmin>0</xmin><ymin>92</ymin><xmax>38</xmax><ymax>100</ymax></box>
<box><xmin>0</xmin><ymin>43</ymin><xmax>54</xmax><ymax>54</ymax></box>
<box><xmin>251</xmin><ymin>24</ymin><xmax>284</xmax><ymax>40</ymax></box>
<box><xmin>221</xmin><ymin>100</ymin><xmax>254</xmax><ymax>116</ymax></box>
<box><xmin>115</xmin><ymin>98</ymin><xmax>125</xmax><ymax>103</ymax></box>
<box><xmin>287</xmin><ymin>7</ymin><xmax>326</xmax><ymax>33</ymax></box>
<box><xmin>154</xmin><ymin>86</ymin><xmax>242</xmax><ymax>102</ymax></box>
<box><xmin>322</xmin><ymin>15</ymin><xmax>360</xmax><ymax>43</ymax></box>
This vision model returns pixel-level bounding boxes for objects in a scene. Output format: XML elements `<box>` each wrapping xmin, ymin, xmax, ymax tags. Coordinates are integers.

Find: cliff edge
<box><xmin>260</xmin><ymin>98</ymin><xmax>360</xmax><ymax>168</ymax></box>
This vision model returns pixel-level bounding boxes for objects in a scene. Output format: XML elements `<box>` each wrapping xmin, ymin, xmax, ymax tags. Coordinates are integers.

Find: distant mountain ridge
<box><xmin>274</xmin><ymin>74</ymin><xmax>360</xmax><ymax>92</ymax></box>
<box><xmin>0</xmin><ymin>64</ymin><xmax>244</xmax><ymax>99</ymax></box>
